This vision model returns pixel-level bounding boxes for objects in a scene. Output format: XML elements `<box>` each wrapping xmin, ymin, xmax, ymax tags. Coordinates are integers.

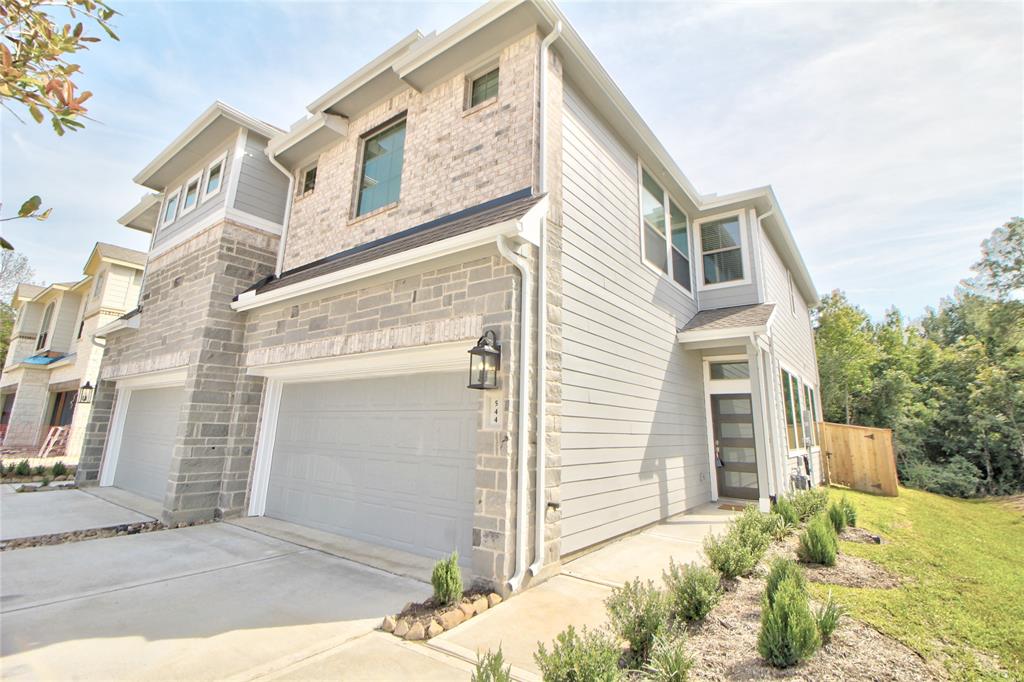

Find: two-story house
<box><xmin>79</xmin><ymin>0</ymin><xmax>823</xmax><ymax>595</ymax></box>
<box><xmin>1</xmin><ymin>243</ymin><xmax>146</xmax><ymax>460</ymax></box>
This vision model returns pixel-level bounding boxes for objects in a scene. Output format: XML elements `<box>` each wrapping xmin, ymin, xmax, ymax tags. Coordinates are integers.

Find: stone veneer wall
<box><xmin>241</xmin><ymin>251</ymin><xmax>524</xmax><ymax>587</ymax></box>
<box><xmin>77</xmin><ymin>220</ymin><xmax>279</xmax><ymax>524</ymax></box>
<box><xmin>282</xmin><ymin>31</ymin><xmax>540</xmax><ymax>271</ymax></box>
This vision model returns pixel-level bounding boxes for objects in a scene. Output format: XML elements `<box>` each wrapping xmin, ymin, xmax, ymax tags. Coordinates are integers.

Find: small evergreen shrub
<box><xmin>765</xmin><ymin>513</ymin><xmax>790</xmax><ymax>541</ymax></box>
<box><xmin>431</xmin><ymin>551</ymin><xmax>463</xmax><ymax>606</ymax></box>
<box><xmin>14</xmin><ymin>460</ymin><xmax>31</xmax><ymax>476</ymax></box>
<box><xmin>3</xmin><ymin>462</ymin><xmax>15</xmax><ymax>475</ymax></box>
<box><xmin>534</xmin><ymin>625</ymin><xmax>621</xmax><ymax>682</ymax></box>
<box><xmin>757</xmin><ymin>575</ymin><xmax>821</xmax><ymax>668</ymax></box>
<box><xmin>772</xmin><ymin>496</ymin><xmax>800</xmax><ymax>526</ymax></box>
<box><xmin>703</xmin><ymin>531</ymin><xmax>758</xmax><ymax>579</ymax></box>
<box><xmin>51</xmin><ymin>461</ymin><xmax>68</xmax><ymax>477</ymax></box>
<box><xmin>764</xmin><ymin>557</ymin><xmax>806</xmax><ymax>607</ymax></box>
<box><xmin>814</xmin><ymin>591</ymin><xmax>845</xmax><ymax>643</ymax></box>
<box><xmin>662</xmin><ymin>559</ymin><xmax>722</xmax><ymax>622</ymax></box>
<box><xmin>605</xmin><ymin>577</ymin><xmax>669</xmax><ymax>665</ymax></box>
<box><xmin>473</xmin><ymin>647</ymin><xmax>512</xmax><ymax>682</ymax></box>
<box><xmin>32</xmin><ymin>465</ymin><xmax>45</xmax><ymax>476</ymax></box>
<box><xmin>40</xmin><ymin>476</ymin><xmax>51</xmax><ymax>487</ymax></box>
<box><xmin>644</xmin><ymin>635</ymin><xmax>692</xmax><ymax>682</ymax></box>
<box><xmin>731</xmin><ymin>506</ymin><xmax>775</xmax><ymax>557</ymax></box>
<box><xmin>791</xmin><ymin>488</ymin><xmax>829</xmax><ymax>521</ymax></box>
<box><xmin>839</xmin><ymin>497</ymin><xmax>857</xmax><ymax>527</ymax></box>
<box><xmin>827</xmin><ymin>503</ymin><xmax>848</xmax><ymax>534</ymax></box>
<box><xmin>797</xmin><ymin>515</ymin><xmax>838</xmax><ymax>566</ymax></box>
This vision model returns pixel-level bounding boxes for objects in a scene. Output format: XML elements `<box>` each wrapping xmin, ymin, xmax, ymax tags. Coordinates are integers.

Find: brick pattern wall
<box><xmin>283</xmin><ymin>31</ymin><xmax>540</xmax><ymax>271</ymax></box>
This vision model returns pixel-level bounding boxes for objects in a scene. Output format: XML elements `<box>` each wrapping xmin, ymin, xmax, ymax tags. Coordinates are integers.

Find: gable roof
<box><xmin>677</xmin><ymin>303</ymin><xmax>776</xmax><ymax>344</ymax></box>
<box><xmin>87</xmin><ymin>242</ymin><xmax>147</xmax><ymax>272</ymax></box>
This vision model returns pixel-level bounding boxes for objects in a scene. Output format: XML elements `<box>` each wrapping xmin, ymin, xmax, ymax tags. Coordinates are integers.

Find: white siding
<box><xmin>233</xmin><ymin>132</ymin><xmax>288</xmax><ymax>224</ymax></box>
<box><xmin>559</xmin><ymin>84</ymin><xmax>711</xmax><ymax>555</ymax></box>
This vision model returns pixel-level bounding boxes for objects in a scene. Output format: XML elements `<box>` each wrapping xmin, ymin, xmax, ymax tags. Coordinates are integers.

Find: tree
<box><xmin>0</xmin><ymin>0</ymin><xmax>119</xmax><ymax>229</ymax></box>
<box><xmin>0</xmin><ymin>250</ymin><xmax>35</xmax><ymax>366</ymax></box>
<box><xmin>813</xmin><ymin>290</ymin><xmax>878</xmax><ymax>424</ymax></box>
<box><xmin>965</xmin><ymin>217</ymin><xmax>1024</xmax><ymax>300</ymax></box>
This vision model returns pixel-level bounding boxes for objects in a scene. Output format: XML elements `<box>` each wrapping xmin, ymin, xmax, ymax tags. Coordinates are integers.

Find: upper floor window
<box><xmin>700</xmin><ymin>215</ymin><xmax>745</xmax><ymax>286</ymax></box>
<box><xmin>357</xmin><ymin>117</ymin><xmax>406</xmax><ymax>216</ymax></box>
<box><xmin>469</xmin><ymin>68</ymin><xmax>499</xmax><ymax>108</ymax></box>
<box><xmin>301</xmin><ymin>165</ymin><xmax>317</xmax><ymax>195</ymax></box>
<box><xmin>93</xmin><ymin>272</ymin><xmax>104</xmax><ymax>299</ymax></box>
<box><xmin>162</xmin><ymin>188</ymin><xmax>181</xmax><ymax>226</ymax></box>
<box><xmin>640</xmin><ymin>168</ymin><xmax>692</xmax><ymax>292</ymax></box>
<box><xmin>203</xmin><ymin>153</ymin><xmax>226</xmax><ymax>200</ymax></box>
<box><xmin>180</xmin><ymin>173</ymin><xmax>201</xmax><ymax>216</ymax></box>
<box><xmin>36</xmin><ymin>302</ymin><xmax>54</xmax><ymax>350</ymax></box>
<box><xmin>77</xmin><ymin>320</ymin><xmax>85</xmax><ymax>340</ymax></box>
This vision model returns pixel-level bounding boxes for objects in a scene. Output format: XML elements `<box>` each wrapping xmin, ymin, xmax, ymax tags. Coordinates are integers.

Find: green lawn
<box><xmin>811</xmin><ymin>487</ymin><xmax>1024</xmax><ymax>680</ymax></box>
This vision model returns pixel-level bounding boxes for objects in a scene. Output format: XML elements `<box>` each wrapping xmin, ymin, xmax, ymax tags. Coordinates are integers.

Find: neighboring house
<box><xmin>78</xmin><ymin>0</ymin><xmax>823</xmax><ymax>593</ymax></box>
<box><xmin>1</xmin><ymin>243</ymin><xmax>146</xmax><ymax>460</ymax></box>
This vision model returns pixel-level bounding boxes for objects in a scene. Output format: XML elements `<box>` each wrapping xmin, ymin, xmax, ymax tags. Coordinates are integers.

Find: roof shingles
<box><xmin>680</xmin><ymin>303</ymin><xmax>776</xmax><ymax>334</ymax></box>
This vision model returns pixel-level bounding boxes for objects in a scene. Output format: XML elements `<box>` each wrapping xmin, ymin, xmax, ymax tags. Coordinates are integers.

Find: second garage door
<box><xmin>112</xmin><ymin>385</ymin><xmax>184</xmax><ymax>501</ymax></box>
<box><xmin>265</xmin><ymin>372</ymin><xmax>478</xmax><ymax>562</ymax></box>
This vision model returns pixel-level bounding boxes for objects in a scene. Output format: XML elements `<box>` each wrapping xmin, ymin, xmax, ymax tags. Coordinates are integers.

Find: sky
<box><xmin>1</xmin><ymin>0</ymin><xmax>1021</xmax><ymax>319</ymax></box>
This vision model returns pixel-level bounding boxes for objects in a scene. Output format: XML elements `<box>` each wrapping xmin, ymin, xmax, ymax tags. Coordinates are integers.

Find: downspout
<box><xmin>497</xmin><ymin>234</ymin><xmax>532</xmax><ymax>593</ymax></box>
<box><xmin>529</xmin><ymin>21</ymin><xmax>562</xmax><ymax>578</ymax></box>
<box><xmin>267</xmin><ymin>152</ymin><xmax>296</xmax><ymax>276</ymax></box>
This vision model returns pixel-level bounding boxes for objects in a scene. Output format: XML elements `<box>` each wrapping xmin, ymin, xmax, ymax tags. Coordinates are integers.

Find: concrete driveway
<box><xmin>0</xmin><ymin>485</ymin><xmax>153</xmax><ymax>541</ymax></box>
<box><xmin>0</xmin><ymin>522</ymin><xmax>469</xmax><ymax>681</ymax></box>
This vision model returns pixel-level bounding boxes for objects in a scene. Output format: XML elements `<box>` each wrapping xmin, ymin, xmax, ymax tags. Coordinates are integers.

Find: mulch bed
<box><xmin>765</xmin><ymin>533</ymin><xmax>904</xmax><ymax>590</ymax></box>
<box><xmin>383</xmin><ymin>589</ymin><xmax>504</xmax><ymax>640</ymax></box>
<box><xmin>0</xmin><ymin>519</ymin><xmax>212</xmax><ymax>552</ymax></box>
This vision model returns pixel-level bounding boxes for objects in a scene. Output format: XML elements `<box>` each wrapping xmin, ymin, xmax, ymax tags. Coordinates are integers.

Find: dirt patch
<box><xmin>839</xmin><ymin>526</ymin><xmax>884</xmax><ymax>544</ymax></box>
<box><xmin>765</xmin><ymin>534</ymin><xmax>902</xmax><ymax>590</ymax></box>
<box><xmin>0</xmin><ymin>519</ymin><xmax>212</xmax><ymax>551</ymax></box>
<box><xmin>686</xmin><ymin>572</ymin><xmax>941</xmax><ymax>680</ymax></box>
<box><xmin>999</xmin><ymin>495</ymin><xmax>1024</xmax><ymax>514</ymax></box>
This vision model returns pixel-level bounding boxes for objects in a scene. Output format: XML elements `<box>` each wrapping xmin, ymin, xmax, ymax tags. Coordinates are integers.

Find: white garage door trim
<box><xmin>99</xmin><ymin>367</ymin><xmax>187</xmax><ymax>487</ymax></box>
<box><xmin>247</xmin><ymin>341</ymin><xmax>470</xmax><ymax>516</ymax></box>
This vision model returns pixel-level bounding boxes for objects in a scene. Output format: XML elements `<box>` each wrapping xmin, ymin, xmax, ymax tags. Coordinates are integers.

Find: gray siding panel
<box><xmin>560</xmin><ymin>83</ymin><xmax>711</xmax><ymax>556</ymax></box>
<box><xmin>233</xmin><ymin>133</ymin><xmax>288</xmax><ymax>224</ymax></box>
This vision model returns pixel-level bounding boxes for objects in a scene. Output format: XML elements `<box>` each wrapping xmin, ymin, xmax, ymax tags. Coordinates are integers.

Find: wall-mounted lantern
<box><xmin>467</xmin><ymin>330</ymin><xmax>500</xmax><ymax>390</ymax></box>
<box><xmin>78</xmin><ymin>381</ymin><xmax>94</xmax><ymax>404</ymax></box>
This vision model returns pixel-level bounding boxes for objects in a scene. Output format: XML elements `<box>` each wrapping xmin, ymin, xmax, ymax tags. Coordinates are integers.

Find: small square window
<box><xmin>301</xmin><ymin>166</ymin><xmax>317</xmax><ymax>195</ymax></box>
<box><xmin>470</xmin><ymin>68</ymin><xmax>499</xmax><ymax>108</ymax></box>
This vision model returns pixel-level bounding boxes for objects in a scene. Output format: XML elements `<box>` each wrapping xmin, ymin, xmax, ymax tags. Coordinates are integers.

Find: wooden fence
<box><xmin>819</xmin><ymin>422</ymin><xmax>899</xmax><ymax>497</ymax></box>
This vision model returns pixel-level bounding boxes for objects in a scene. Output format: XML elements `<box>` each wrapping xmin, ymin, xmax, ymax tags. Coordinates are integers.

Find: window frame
<box><xmin>353</xmin><ymin>114</ymin><xmax>407</xmax><ymax>218</ymax></box>
<box><xmin>36</xmin><ymin>301</ymin><xmax>54</xmax><ymax>350</ymax></box>
<box><xmin>201</xmin><ymin>151</ymin><xmax>228</xmax><ymax>203</ymax></box>
<box><xmin>161</xmin><ymin>187</ymin><xmax>182</xmax><ymax>228</ymax></box>
<box><xmin>298</xmin><ymin>164</ymin><xmax>317</xmax><ymax>197</ymax></box>
<box><xmin>467</xmin><ymin>66</ymin><xmax>500</xmax><ymax>110</ymax></box>
<box><xmin>694</xmin><ymin>210</ymin><xmax>752</xmax><ymax>291</ymax></box>
<box><xmin>93</xmin><ymin>271</ymin><xmax>104</xmax><ymax>300</ymax></box>
<box><xmin>636</xmin><ymin>162</ymin><xmax>694</xmax><ymax>297</ymax></box>
<box><xmin>179</xmin><ymin>170</ymin><xmax>203</xmax><ymax>217</ymax></box>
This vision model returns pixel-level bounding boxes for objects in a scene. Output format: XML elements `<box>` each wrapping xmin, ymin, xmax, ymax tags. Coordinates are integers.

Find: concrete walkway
<box><xmin>0</xmin><ymin>486</ymin><xmax>153</xmax><ymax>541</ymax></box>
<box><xmin>428</xmin><ymin>502</ymin><xmax>736</xmax><ymax>680</ymax></box>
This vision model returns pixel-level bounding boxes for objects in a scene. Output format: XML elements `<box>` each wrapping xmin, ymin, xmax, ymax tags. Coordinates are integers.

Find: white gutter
<box><xmin>497</xmin><ymin>234</ymin><xmax>532</xmax><ymax>594</ymax></box>
<box><xmin>529</xmin><ymin>21</ymin><xmax>561</xmax><ymax>578</ymax></box>
<box><xmin>268</xmin><ymin>153</ymin><xmax>295</xmax><ymax>276</ymax></box>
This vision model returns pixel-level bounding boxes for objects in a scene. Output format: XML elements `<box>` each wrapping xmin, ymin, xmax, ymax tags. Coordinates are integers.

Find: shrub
<box><xmin>473</xmin><ymin>647</ymin><xmax>512</xmax><ymax>682</ymax></box>
<box><xmin>663</xmin><ymin>559</ymin><xmax>722</xmax><ymax>622</ymax></box>
<box><xmin>764</xmin><ymin>557</ymin><xmax>806</xmax><ymax>607</ymax></box>
<box><xmin>827</xmin><ymin>503</ymin><xmax>847</xmax><ymax>534</ymax></box>
<box><xmin>52</xmin><ymin>461</ymin><xmax>68</xmax><ymax>477</ymax></box>
<box><xmin>797</xmin><ymin>515</ymin><xmax>838</xmax><ymax>566</ymax></box>
<box><xmin>839</xmin><ymin>497</ymin><xmax>857</xmax><ymax>527</ymax></box>
<box><xmin>703</xmin><ymin>531</ymin><xmax>758</xmax><ymax>579</ymax></box>
<box><xmin>605</xmin><ymin>577</ymin><xmax>669</xmax><ymax>665</ymax></box>
<box><xmin>3</xmin><ymin>462</ymin><xmax>15</xmax><ymax>475</ymax></box>
<box><xmin>903</xmin><ymin>456</ymin><xmax>981</xmax><ymax>498</ymax></box>
<box><xmin>40</xmin><ymin>476</ymin><xmax>51</xmax><ymax>487</ymax></box>
<box><xmin>814</xmin><ymin>591</ymin><xmax>845</xmax><ymax>643</ymax></box>
<box><xmin>534</xmin><ymin>625</ymin><xmax>621</xmax><ymax>682</ymax></box>
<box><xmin>431</xmin><ymin>551</ymin><xmax>463</xmax><ymax>606</ymax></box>
<box><xmin>758</xmin><ymin>575</ymin><xmax>821</xmax><ymax>667</ymax></box>
<box><xmin>791</xmin><ymin>488</ymin><xmax>829</xmax><ymax>521</ymax></box>
<box><xmin>643</xmin><ymin>635</ymin><xmax>692</xmax><ymax>682</ymax></box>
<box><xmin>32</xmin><ymin>465</ymin><xmax>45</xmax><ymax>476</ymax></box>
<box><xmin>731</xmin><ymin>506</ymin><xmax>775</xmax><ymax>557</ymax></box>
<box><xmin>14</xmin><ymin>460</ymin><xmax>31</xmax><ymax>477</ymax></box>
<box><xmin>765</xmin><ymin>513</ymin><xmax>790</xmax><ymax>541</ymax></box>
<box><xmin>772</xmin><ymin>496</ymin><xmax>800</xmax><ymax>526</ymax></box>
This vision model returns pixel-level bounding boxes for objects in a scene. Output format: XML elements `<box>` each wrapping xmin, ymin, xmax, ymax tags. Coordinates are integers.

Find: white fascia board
<box><xmin>677</xmin><ymin>325</ymin><xmax>768</xmax><ymax>345</ymax></box>
<box><xmin>232</xmin><ymin>195</ymin><xmax>547</xmax><ymax>313</ymax></box>
<box><xmin>118</xmin><ymin>193</ymin><xmax>161</xmax><ymax>234</ymax></box>
<box><xmin>307</xmin><ymin>31</ymin><xmax>425</xmax><ymax>114</ymax></box>
<box><xmin>267</xmin><ymin>113</ymin><xmax>349</xmax><ymax>169</ymax></box>
<box><xmin>133</xmin><ymin>101</ymin><xmax>283</xmax><ymax>188</ymax></box>
<box><xmin>94</xmin><ymin>314</ymin><xmax>141</xmax><ymax>339</ymax></box>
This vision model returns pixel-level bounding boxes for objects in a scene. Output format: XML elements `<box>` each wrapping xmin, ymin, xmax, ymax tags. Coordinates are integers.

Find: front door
<box><xmin>711</xmin><ymin>393</ymin><xmax>759</xmax><ymax>500</ymax></box>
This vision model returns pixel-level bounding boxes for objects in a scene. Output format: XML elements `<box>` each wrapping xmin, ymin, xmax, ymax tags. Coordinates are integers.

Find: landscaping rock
<box><xmin>459</xmin><ymin>602</ymin><xmax>475</xmax><ymax>619</ymax></box>
<box><xmin>426</xmin><ymin>621</ymin><xmax>443</xmax><ymax>638</ymax></box>
<box><xmin>404</xmin><ymin>622</ymin><xmax>425</xmax><ymax>641</ymax></box>
<box><xmin>440</xmin><ymin>608</ymin><xmax>465</xmax><ymax>629</ymax></box>
<box><xmin>381</xmin><ymin>615</ymin><xmax>396</xmax><ymax>632</ymax></box>
<box><xmin>393</xmin><ymin>619</ymin><xmax>410</xmax><ymax>638</ymax></box>
<box><xmin>472</xmin><ymin>597</ymin><xmax>488</xmax><ymax>615</ymax></box>
<box><xmin>487</xmin><ymin>593</ymin><xmax>502</xmax><ymax>608</ymax></box>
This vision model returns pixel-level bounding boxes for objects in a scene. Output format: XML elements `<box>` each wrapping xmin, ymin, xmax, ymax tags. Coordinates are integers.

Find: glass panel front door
<box><xmin>711</xmin><ymin>393</ymin><xmax>759</xmax><ymax>500</ymax></box>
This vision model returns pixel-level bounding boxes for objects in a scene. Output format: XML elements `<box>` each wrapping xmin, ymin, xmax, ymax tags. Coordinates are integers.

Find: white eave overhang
<box><xmin>268</xmin><ymin>113</ymin><xmax>349</xmax><ymax>169</ymax></box>
<box><xmin>133</xmin><ymin>101</ymin><xmax>283</xmax><ymax>191</ymax></box>
<box><xmin>94</xmin><ymin>314</ymin><xmax>141</xmax><ymax>338</ymax></box>
<box><xmin>676</xmin><ymin>324</ymin><xmax>771</xmax><ymax>347</ymax></box>
<box><xmin>232</xmin><ymin>195</ymin><xmax>547</xmax><ymax>313</ymax></box>
<box><xmin>118</xmin><ymin>193</ymin><xmax>161</xmax><ymax>234</ymax></box>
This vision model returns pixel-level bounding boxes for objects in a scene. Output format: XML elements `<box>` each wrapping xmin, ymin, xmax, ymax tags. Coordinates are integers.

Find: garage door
<box><xmin>112</xmin><ymin>386</ymin><xmax>184</xmax><ymax>501</ymax></box>
<box><xmin>265</xmin><ymin>372</ymin><xmax>478</xmax><ymax>563</ymax></box>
